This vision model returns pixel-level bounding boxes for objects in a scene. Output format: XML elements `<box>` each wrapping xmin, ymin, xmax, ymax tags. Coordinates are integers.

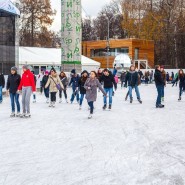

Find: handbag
<box><xmin>50</xmin><ymin>76</ymin><xmax>62</xmax><ymax>91</ymax></box>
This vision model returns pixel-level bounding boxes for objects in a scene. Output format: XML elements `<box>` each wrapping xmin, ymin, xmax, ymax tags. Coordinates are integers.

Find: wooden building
<box><xmin>82</xmin><ymin>38</ymin><xmax>154</xmax><ymax>69</ymax></box>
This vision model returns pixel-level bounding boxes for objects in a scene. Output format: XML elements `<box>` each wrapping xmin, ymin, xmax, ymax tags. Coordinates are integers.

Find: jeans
<box><xmin>179</xmin><ymin>86</ymin><xmax>183</xmax><ymax>97</ymax></box>
<box><xmin>70</xmin><ymin>87</ymin><xmax>79</xmax><ymax>102</ymax></box>
<box><xmin>128</xmin><ymin>86</ymin><xmax>141</xmax><ymax>100</ymax></box>
<box><xmin>88</xmin><ymin>101</ymin><xmax>94</xmax><ymax>114</ymax></box>
<box><xmin>104</xmin><ymin>88</ymin><xmax>113</xmax><ymax>105</ymax></box>
<box><xmin>79</xmin><ymin>94</ymin><xmax>85</xmax><ymax>106</ymax></box>
<box><xmin>50</xmin><ymin>92</ymin><xmax>57</xmax><ymax>102</ymax></box>
<box><xmin>40</xmin><ymin>81</ymin><xmax>43</xmax><ymax>93</ymax></box>
<box><xmin>10</xmin><ymin>93</ymin><xmax>20</xmax><ymax>113</ymax></box>
<box><xmin>44</xmin><ymin>88</ymin><xmax>49</xmax><ymax>98</ymax></box>
<box><xmin>161</xmin><ymin>85</ymin><xmax>164</xmax><ymax>98</ymax></box>
<box><xmin>0</xmin><ymin>86</ymin><xmax>2</xmax><ymax>102</ymax></box>
<box><xmin>156</xmin><ymin>85</ymin><xmax>163</xmax><ymax>105</ymax></box>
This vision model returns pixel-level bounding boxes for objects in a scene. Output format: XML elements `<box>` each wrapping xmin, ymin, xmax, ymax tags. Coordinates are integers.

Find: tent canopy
<box><xmin>19</xmin><ymin>47</ymin><xmax>100</xmax><ymax>67</ymax></box>
<box><xmin>0</xmin><ymin>0</ymin><xmax>20</xmax><ymax>16</ymax></box>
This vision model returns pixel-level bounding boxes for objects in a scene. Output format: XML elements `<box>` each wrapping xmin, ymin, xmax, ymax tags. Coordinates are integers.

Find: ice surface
<box><xmin>0</xmin><ymin>84</ymin><xmax>185</xmax><ymax>185</ymax></box>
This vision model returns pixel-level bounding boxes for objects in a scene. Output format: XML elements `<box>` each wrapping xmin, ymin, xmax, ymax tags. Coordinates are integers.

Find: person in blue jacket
<box><xmin>69</xmin><ymin>69</ymin><xmax>80</xmax><ymax>104</ymax></box>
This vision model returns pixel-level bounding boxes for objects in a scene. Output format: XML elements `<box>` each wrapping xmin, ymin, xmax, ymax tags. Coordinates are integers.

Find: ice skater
<box><xmin>84</xmin><ymin>71</ymin><xmax>106</xmax><ymax>119</ymax></box>
<box><xmin>124</xmin><ymin>65</ymin><xmax>142</xmax><ymax>104</ymax></box>
<box><xmin>42</xmin><ymin>71</ymin><xmax>50</xmax><ymax>103</ymax></box>
<box><xmin>78</xmin><ymin>70</ymin><xmax>88</xmax><ymax>109</ymax></box>
<box><xmin>45</xmin><ymin>68</ymin><xmax>64</xmax><ymax>107</ymax></box>
<box><xmin>31</xmin><ymin>71</ymin><xmax>37</xmax><ymax>103</ymax></box>
<box><xmin>160</xmin><ymin>66</ymin><xmax>166</xmax><ymax>102</ymax></box>
<box><xmin>59</xmin><ymin>71</ymin><xmax>68</xmax><ymax>103</ymax></box>
<box><xmin>17</xmin><ymin>65</ymin><xmax>36</xmax><ymax>117</ymax></box>
<box><xmin>6</xmin><ymin>67</ymin><xmax>21</xmax><ymax>117</ymax></box>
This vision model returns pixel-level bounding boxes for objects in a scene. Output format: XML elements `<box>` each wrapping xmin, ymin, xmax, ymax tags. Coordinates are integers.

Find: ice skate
<box><xmin>156</xmin><ymin>104</ymin><xmax>165</xmax><ymax>108</ymax></box>
<box><xmin>20</xmin><ymin>113</ymin><xmax>26</xmax><ymax>118</ymax></box>
<box><xmin>130</xmin><ymin>98</ymin><xmax>133</xmax><ymax>103</ymax></box>
<box><xmin>88</xmin><ymin>114</ymin><xmax>92</xmax><ymax>119</ymax></box>
<box><xmin>33</xmin><ymin>100</ymin><xmax>36</xmax><ymax>103</ymax></box>
<box><xmin>103</xmin><ymin>104</ymin><xmax>107</xmax><ymax>110</ymax></box>
<box><xmin>46</xmin><ymin>98</ymin><xmax>49</xmax><ymax>103</ymax></box>
<box><xmin>66</xmin><ymin>99</ymin><xmax>68</xmax><ymax>103</ymax></box>
<box><xmin>108</xmin><ymin>104</ymin><xmax>112</xmax><ymax>110</ymax></box>
<box><xmin>178</xmin><ymin>96</ymin><xmax>181</xmax><ymax>101</ymax></box>
<box><xmin>138</xmin><ymin>99</ymin><xmax>142</xmax><ymax>104</ymax></box>
<box><xmin>49</xmin><ymin>102</ymin><xmax>53</xmax><ymax>107</ymax></box>
<box><xmin>25</xmin><ymin>113</ymin><xmax>31</xmax><ymax>118</ymax></box>
<box><xmin>59</xmin><ymin>98</ymin><xmax>62</xmax><ymax>103</ymax></box>
<box><xmin>10</xmin><ymin>112</ymin><xmax>15</xmax><ymax>118</ymax></box>
<box><xmin>16</xmin><ymin>112</ymin><xmax>21</xmax><ymax>117</ymax></box>
<box><xmin>52</xmin><ymin>102</ymin><xmax>56</xmax><ymax>108</ymax></box>
<box><xmin>79</xmin><ymin>105</ymin><xmax>82</xmax><ymax>110</ymax></box>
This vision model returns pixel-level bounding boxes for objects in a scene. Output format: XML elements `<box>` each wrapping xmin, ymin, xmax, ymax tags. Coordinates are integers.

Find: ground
<box><xmin>0</xmin><ymin>84</ymin><xmax>185</xmax><ymax>185</ymax></box>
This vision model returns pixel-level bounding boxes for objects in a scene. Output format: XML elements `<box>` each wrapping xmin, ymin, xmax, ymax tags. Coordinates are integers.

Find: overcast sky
<box><xmin>51</xmin><ymin>0</ymin><xmax>111</xmax><ymax>31</ymax></box>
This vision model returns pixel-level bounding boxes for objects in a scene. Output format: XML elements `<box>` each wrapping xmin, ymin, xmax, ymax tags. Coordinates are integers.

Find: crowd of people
<box><xmin>0</xmin><ymin>64</ymin><xmax>185</xmax><ymax>119</ymax></box>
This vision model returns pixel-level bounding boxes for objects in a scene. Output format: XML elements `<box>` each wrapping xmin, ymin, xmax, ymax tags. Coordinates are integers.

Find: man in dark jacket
<box><xmin>125</xmin><ymin>65</ymin><xmax>142</xmax><ymax>104</ymax></box>
<box><xmin>69</xmin><ymin>69</ymin><xmax>80</xmax><ymax>103</ymax></box>
<box><xmin>100</xmin><ymin>69</ymin><xmax>117</xmax><ymax>110</ymax></box>
<box><xmin>6</xmin><ymin>67</ymin><xmax>21</xmax><ymax>116</ymax></box>
<box><xmin>0</xmin><ymin>72</ymin><xmax>5</xmax><ymax>103</ymax></box>
<box><xmin>154</xmin><ymin>65</ymin><xmax>165</xmax><ymax>108</ymax></box>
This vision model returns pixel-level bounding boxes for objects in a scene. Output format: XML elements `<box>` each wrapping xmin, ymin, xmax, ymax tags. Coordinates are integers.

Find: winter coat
<box><xmin>176</xmin><ymin>74</ymin><xmax>185</xmax><ymax>88</ymax></box>
<box><xmin>0</xmin><ymin>74</ymin><xmax>5</xmax><ymax>88</ymax></box>
<box><xmin>69</xmin><ymin>75</ymin><xmax>80</xmax><ymax>89</ymax></box>
<box><xmin>18</xmin><ymin>69</ymin><xmax>36</xmax><ymax>92</ymax></box>
<box><xmin>125</xmin><ymin>71</ymin><xmax>139</xmax><ymax>87</ymax></box>
<box><xmin>100</xmin><ymin>74</ymin><xmax>117</xmax><ymax>89</ymax></box>
<box><xmin>59</xmin><ymin>76</ymin><xmax>68</xmax><ymax>87</ymax></box>
<box><xmin>6</xmin><ymin>73</ymin><xmax>21</xmax><ymax>93</ymax></box>
<box><xmin>154</xmin><ymin>69</ymin><xmax>164</xmax><ymax>86</ymax></box>
<box><xmin>45</xmin><ymin>74</ymin><xmax>64</xmax><ymax>93</ymax></box>
<box><xmin>120</xmin><ymin>73</ymin><xmax>126</xmax><ymax>82</ymax></box>
<box><xmin>78</xmin><ymin>76</ymin><xmax>88</xmax><ymax>94</ymax></box>
<box><xmin>42</xmin><ymin>75</ymin><xmax>49</xmax><ymax>88</ymax></box>
<box><xmin>84</xmin><ymin>78</ymin><xmax>106</xmax><ymax>102</ymax></box>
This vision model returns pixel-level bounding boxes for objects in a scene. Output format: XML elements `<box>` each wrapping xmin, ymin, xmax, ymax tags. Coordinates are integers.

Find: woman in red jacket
<box><xmin>18</xmin><ymin>65</ymin><xmax>36</xmax><ymax>118</ymax></box>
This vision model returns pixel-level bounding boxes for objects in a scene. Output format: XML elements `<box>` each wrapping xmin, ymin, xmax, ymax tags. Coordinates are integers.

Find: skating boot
<box><xmin>156</xmin><ymin>104</ymin><xmax>165</xmax><ymax>108</ymax></box>
<box><xmin>138</xmin><ymin>99</ymin><xmax>142</xmax><ymax>104</ymax></box>
<box><xmin>108</xmin><ymin>104</ymin><xmax>112</xmax><ymax>110</ymax></box>
<box><xmin>33</xmin><ymin>100</ymin><xmax>36</xmax><ymax>103</ymax></box>
<box><xmin>178</xmin><ymin>96</ymin><xmax>181</xmax><ymax>101</ymax></box>
<box><xmin>10</xmin><ymin>112</ymin><xmax>15</xmax><ymax>118</ymax></box>
<box><xmin>49</xmin><ymin>102</ymin><xmax>53</xmax><ymax>107</ymax></box>
<box><xmin>79</xmin><ymin>105</ymin><xmax>82</xmax><ymax>110</ymax></box>
<box><xmin>52</xmin><ymin>102</ymin><xmax>56</xmax><ymax>108</ymax></box>
<box><xmin>59</xmin><ymin>98</ymin><xmax>62</xmax><ymax>103</ymax></box>
<box><xmin>20</xmin><ymin>113</ymin><xmax>26</xmax><ymax>118</ymax></box>
<box><xmin>88</xmin><ymin>114</ymin><xmax>93</xmax><ymax>119</ymax></box>
<box><xmin>46</xmin><ymin>98</ymin><xmax>49</xmax><ymax>103</ymax></box>
<box><xmin>103</xmin><ymin>104</ymin><xmax>107</xmax><ymax>110</ymax></box>
<box><xmin>130</xmin><ymin>98</ymin><xmax>133</xmax><ymax>103</ymax></box>
<box><xmin>66</xmin><ymin>99</ymin><xmax>68</xmax><ymax>103</ymax></box>
<box><xmin>16</xmin><ymin>112</ymin><xmax>21</xmax><ymax>117</ymax></box>
<box><xmin>25</xmin><ymin>113</ymin><xmax>31</xmax><ymax>118</ymax></box>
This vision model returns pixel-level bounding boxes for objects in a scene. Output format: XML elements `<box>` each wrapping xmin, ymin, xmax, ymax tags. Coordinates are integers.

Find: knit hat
<box><xmin>160</xmin><ymin>65</ymin><xmax>164</xmax><ymax>69</ymax></box>
<box><xmin>11</xmin><ymin>66</ymin><xmax>17</xmax><ymax>72</ymax></box>
<box><xmin>71</xmin><ymin>69</ymin><xmax>76</xmax><ymax>74</ymax></box>
<box><xmin>22</xmin><ymin>65</ymin><xmax>29</xmax><ymax>70</ymax></box>
<box><xmin>45</xmin><ymin>70</ymin><xmax>49</xmax><ymax>74</ymax></box>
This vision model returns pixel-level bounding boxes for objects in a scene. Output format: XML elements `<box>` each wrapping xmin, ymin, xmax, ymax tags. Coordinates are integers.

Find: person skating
<box><xmin>175</xmin><ymin>69</ymin><xmax>185</xmax><ymax>101</ymax></box>
<box><xmin>17</xmin><ymin>65</ymin><xmax>36</xmax><ymax>118</ymax></box>
<box><xmin>84</xmin><ymin>71</ymin><xmax>106</xmax><ymax>119</ymax></box>
<box><xmin>31</xmin><ymin>71</ymin><xmax>37</xmax><ymax>103</ymax></box>
<box><xmin>6</xmin><ymin>67</ymin><xmax>21</xmax><ymax>117</ymax></box>
<box><xmin>42</xmin><ymin>71</ymin><xmax>50</xmax><ymax>103</ymax></box>
<box><xmin>45</xmin><ymin>68</ymin><xmax>64</xmax><ymax>107</ymax></box>
<box><xmin>149</xmin><ymin>70</ymin><xmax>154</xmax><ymax>84</ymax></box>
<box><xmin>0</xmin><ymin>72</ymin><xmax>5</xmax><ymax>104</ymax></box>
<box><xmin>124</xmin><ymin>65</ymin><xmax>142</xmax><ymax>104</ymax></box>
<box><xmin>154</xmin><ymin>65</ymin><xmax>165</xmax><ymax>108</ymax></box>
<box><xmin>59</xmin><ymin>71</ymin><xmax>68</xmax><ymax>103</ymax></box>
<box><xmin>160</xmin><ymin>66</ymin><xmax>166</xmax><ymax>102</ymax></box>
<box><xmin>100</xmin><ymin>69</ymin><xmax>117</xmax><ymax>110</ymax></box>
<box><xmin>69</xmin><ymin>69</ymin><xmax>80</xmax><ymax>104</ymax></box>
<box><xmin>78</xmin><ymin>70</ymin><xmax>88</xmax><ymax>110</ymax></box>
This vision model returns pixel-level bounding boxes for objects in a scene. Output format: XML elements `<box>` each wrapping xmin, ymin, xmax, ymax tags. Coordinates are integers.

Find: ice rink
<box><xmin>0</xmin><ymin>84</ymin><xmax>185</xmax><ymax>185</ymax></box>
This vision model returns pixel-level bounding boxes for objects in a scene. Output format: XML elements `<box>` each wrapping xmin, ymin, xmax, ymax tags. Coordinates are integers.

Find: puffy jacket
<box><xmin>100</xmin><ymin>74</ymin><xmax>117</xmax><ymax>89</ymax></box>
<box><xmin>18</xmin><ymin>70</ymin><xmax>36</xmax><ymax>91</ymax></box>
<box><xmin>45</xmin><ymin>74</ymin><xmax>64</xmax><ymax>92</ymax></box>
<box><xmin>6</xmin><ymin>73</ymin><xmax>21</xmax><ymax>93</ymax></box>
<box><xmin>154</xmin><ymin>69</ymin><xmax>164</xmax><ymax>86</ymax></box>
<box><xmin>69</xmin><ymin>75</ymin><xmax>80</xmax><ymax>89</ymax></box>
<box><xmin>125</xmin><ymin>71</ymin><xmax>139</xmax><ymax>87</ymax></box>
<box><xmin>42</xmin><ymin>75</ymin><xmax>49</xmax><ymax>87</ymax></box>
<box><xmin>0</xmin><ymin>74</ymin><xmax>5</xmax><ymax>88</ymax></box>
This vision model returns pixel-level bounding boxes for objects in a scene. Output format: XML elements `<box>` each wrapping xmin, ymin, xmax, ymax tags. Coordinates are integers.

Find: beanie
<box><xmin>11</xmin><ymin>66</ymin><xmax>17</xmax><ymax>72</ymax></box>
<box><xmin>22</xmin><ymin>65</ymin><xmax>29</xmax><ymax>70</ymax></box>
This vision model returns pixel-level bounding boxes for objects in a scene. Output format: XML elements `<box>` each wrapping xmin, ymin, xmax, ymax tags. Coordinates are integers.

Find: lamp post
<box><xmin>104</xmin><ymin>14</ymin><xmax>119</xmax><ymax>69</ymax></box>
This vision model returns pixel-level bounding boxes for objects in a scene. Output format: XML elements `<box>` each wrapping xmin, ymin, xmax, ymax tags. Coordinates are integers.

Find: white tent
<box><xmin>19</xmin><ymin>47</ymin><xmax>100</xmax><ymax>73</ymax></box>
<box><xmin>113</xmin><ymin>54</ymin><xmax>131</xmax><ymax>69</ymax></box>
<box><xmin>0</xmin><ymin>0</ymin><xmax>20</xmax><ymax>15</ymax></box>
